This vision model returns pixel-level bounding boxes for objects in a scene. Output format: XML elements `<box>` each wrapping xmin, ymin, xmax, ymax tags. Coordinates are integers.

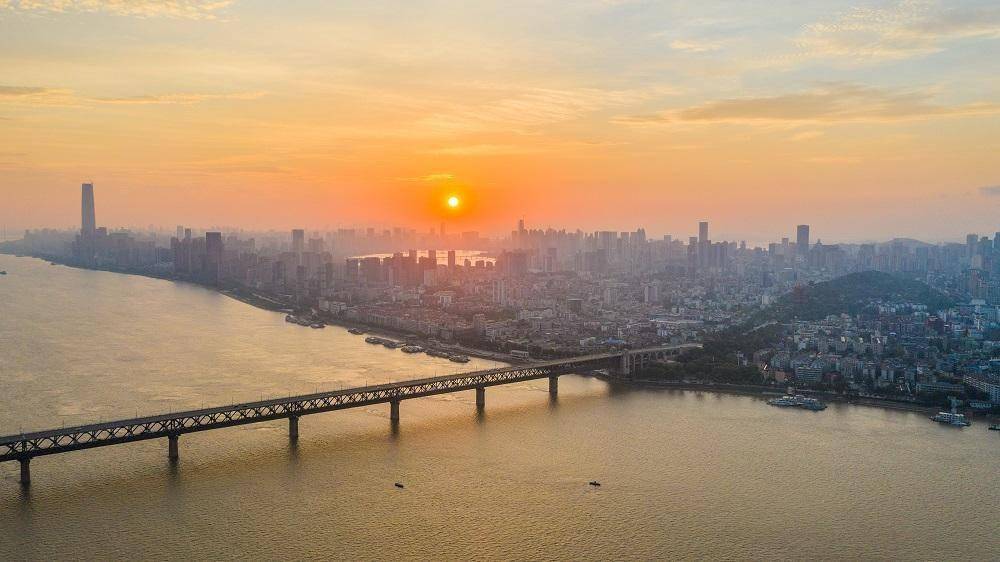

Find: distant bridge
<box><xmin>1</xmin><ymin>344</ymin><xmax>698</xmax><ymax>485</ymax></box>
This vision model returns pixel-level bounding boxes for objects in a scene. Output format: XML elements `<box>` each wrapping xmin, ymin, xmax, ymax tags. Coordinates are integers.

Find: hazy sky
<box><xmin>1</xmin><ymin>0</ymin><xmax>999</xmax><ymax>242</ymax></box>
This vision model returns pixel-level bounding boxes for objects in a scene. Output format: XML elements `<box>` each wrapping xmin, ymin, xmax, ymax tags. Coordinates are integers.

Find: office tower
<box><xmin>81</xmin><ymin>183</ymin><xmax>96</xmax><ymax>236</ymax></box>
<box><xmin>205</xmin><ymin>232</ymin><xmax>223</xmax><ymax>285</ymax></box>
<box><xmin>428</xmin><ymin>249</ymin><xmax>437</xmax><ymax>266</ymax></box>
<box><xmin>518</xmin><ymin>219</ymin><xmax>525</xmax><ymax>233</ymax></box>
<box><xmin>796</xmin><ymin>225</ymin><xmax>810</xmax><ymax>257</ymax></box>
<box><xmin>447</xmin><ymin>250</ymin><xmax>456</xmax><ymax>269</ymax></box>
<box><xmin>292</xmin><ymin>229</ymin><xmax>305</xmax><ymax>253</ymax></box>
<box><xmin>698</xmin><ymin>221</ymin><xmax>708</xmax><ymax>243</ymax></box>
<box><xmin>176</xmin><ymin>225</ymin><xmax>184</xmax><ymax>240</ymax></box>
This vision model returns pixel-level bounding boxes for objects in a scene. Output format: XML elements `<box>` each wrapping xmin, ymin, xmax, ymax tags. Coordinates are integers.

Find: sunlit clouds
<box><xmin>0</xmin><ymin>0</ymin><xmax>999</xmax><ymax>240</ymax></box>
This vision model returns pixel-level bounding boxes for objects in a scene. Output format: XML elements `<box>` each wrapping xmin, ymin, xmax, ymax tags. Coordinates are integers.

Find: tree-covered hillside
<box><xmin>748</xmin><ymin>271</ymin><xmax>953</xmax><ymax>325</ymax></box>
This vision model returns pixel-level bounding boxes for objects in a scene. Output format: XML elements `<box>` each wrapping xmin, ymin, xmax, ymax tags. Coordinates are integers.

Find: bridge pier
<box><xmin>475</xmin><ymin>386</ymin><xmax>485</xmax><ymax>409</ymax></box>
<box><xmin>19</xmin><ymin>458</ymin><xmax>30</xmax><ymax>486</ymax></box>
<box><xmin>390</xmin><ymin>400</ymin><xmax>400</xmax><ymax>422</ymax></box>
<box><xmin>548</xmin><ymin>376</ymin><xmax>558</xmax><ymax>395</ymax></box>
<box><xmin>289</xmin><ymin>415</ymin><xmax>299</xmax><ymax>440</ymax></box>
<box><xmin>167</xmin><ymin>434</ymin><xmax>179</xmax><ymax>461</ymax></box>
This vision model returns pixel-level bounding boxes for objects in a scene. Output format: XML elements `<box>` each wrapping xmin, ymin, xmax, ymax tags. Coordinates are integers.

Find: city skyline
<box><xmin>2</xmin><ymin>1</ymin><xmax>1000</xmax><ymax>239</ymax></box>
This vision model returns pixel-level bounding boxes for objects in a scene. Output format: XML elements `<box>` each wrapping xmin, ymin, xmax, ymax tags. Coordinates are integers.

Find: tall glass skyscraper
<box><xmin>81</xmin><ymin>183</ymin><xmax>96</xmax><ymax>236</ymax></box>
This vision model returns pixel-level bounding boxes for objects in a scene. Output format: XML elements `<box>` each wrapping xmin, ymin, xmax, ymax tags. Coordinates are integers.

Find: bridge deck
<box><xmin>0</xmin><ymin>345</ymin><xmax>696</xmax><ymax>464</ymax></box>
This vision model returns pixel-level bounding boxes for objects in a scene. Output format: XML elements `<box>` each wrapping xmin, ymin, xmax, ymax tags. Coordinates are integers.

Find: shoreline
<box><xmin>5</xmin><ymin>252</ymin><xmax>998</xmax><ymax>423</ymax></box>
<box><xmin>620</xmin><ymin>378</ymin><xmax>1000</xmax><ymax>421</ymax></box>
<box><xmin>0</xmin><ymin>252</ymin><xmax>521</xmax><ymax>365</ymax></box>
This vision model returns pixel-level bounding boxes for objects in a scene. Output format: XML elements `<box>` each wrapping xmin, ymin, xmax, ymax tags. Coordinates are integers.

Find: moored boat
<box><xmin>400</xmin><ymin>345</ymin><xmax>424</xmax><ymax>354</ymax></box>
<box><xmin>767</xmin><ymin>394</ymin><xmax>826</xmax><ymax>411</ymax></box>
<box><xmin>449</xmin><ymin>354</ymin><xmax>470</xmax><ymax>363</ymax></box>
<box><xmin>930</xmin><ymin>411</ymin><xmax>971</xmax><ymax>427</ymax></box>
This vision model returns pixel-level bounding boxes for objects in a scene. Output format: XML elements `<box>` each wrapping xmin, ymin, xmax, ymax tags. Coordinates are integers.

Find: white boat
<box><xmin>932</xmin><ymin>398</ymin><xmax>971</xmax><ymax>427</ymax></box>
<box><xmin>931</xmin><ymin>411</ymin><xmax>971</xmax><ymax>427</ymax></box>
<box><xmin>767</xmin><ymin>394</ymin><xmax>826</xmax><ymax>411</ymax></box>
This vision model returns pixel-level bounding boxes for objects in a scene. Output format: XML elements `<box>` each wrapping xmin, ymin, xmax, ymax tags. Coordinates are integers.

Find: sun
<box><xmin>447</xmin><ymin>195</ymin><xmax>460</xmax><ymax>208</ymax></box>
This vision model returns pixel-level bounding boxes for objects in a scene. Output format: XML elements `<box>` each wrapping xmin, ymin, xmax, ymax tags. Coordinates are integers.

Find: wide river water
<box><xmin>0</xmin><ymin>254</ymin><xmax>997</xmax><ymax>560</ymax></box>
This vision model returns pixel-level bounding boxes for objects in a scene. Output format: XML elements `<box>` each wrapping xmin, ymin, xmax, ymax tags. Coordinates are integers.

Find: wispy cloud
<box><xmin>615</xmin><ymin>83</ymin><xmax>1000</xmax><ymax>125</ymax></box>
<box><xmin>1</xmin><ymin>0</ymin><xmax>236</xmax><ymax>19</ymax></box>
<box><xmin>0</xmin><ymin>84</ymin><xmax>264</xmax><ymax>106</ymax></box>
<box><xmin>0</xmin><ymin>84</ymin><xmax>75</xmax><ymax>105</ymax></box>
<box><xmin>419</xmin><ymin>86</ymin><xmax>675</xmax><ymax>134</ymax></box>
<box><xmin>790</xmin><ymin>130</ymin><xmax>825</xmax><ymax>141</ymax></box>
<box><xmin>92</xmin><ymin>92</ymin><xmax>265</xmax><ymax>104</ymax></box>
<box><xmin>798</xmin><ymin>0</ymin><xmax>1000</xmax><ymax>62</ymax></box>
<box><xmin>669</xmin><ymin>39</ymin><xmax>722</xmax><ymax>53</ymax></box>
<box><xmin>396</xmin><ymin>172</ymin><xmax>456</xmax><ymax>182</ymax></box>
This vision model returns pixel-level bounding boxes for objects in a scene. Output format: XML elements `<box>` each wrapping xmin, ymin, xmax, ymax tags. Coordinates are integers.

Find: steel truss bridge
<box><xmin>1</xmin><ymin>344</ymin><xmax>697</xmax><ymax>485</ymax></box>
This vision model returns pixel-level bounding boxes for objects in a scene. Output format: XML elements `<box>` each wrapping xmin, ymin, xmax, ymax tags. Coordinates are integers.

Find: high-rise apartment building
<box><xmin>796</xmin><ymin>225</ymin><xmax>810</xmax><ymax>257</ymax></box>
<box><xmin>292</xmin><ymin>229</ymin><xmax>305</xmax><ymax>253</ymax></box>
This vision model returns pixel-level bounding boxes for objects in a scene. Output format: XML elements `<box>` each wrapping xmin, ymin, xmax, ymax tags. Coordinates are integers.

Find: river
<box><xmin>0</xmin><ymin>254</ymin><xmax>997</xmax><ymax>560</ymax></box>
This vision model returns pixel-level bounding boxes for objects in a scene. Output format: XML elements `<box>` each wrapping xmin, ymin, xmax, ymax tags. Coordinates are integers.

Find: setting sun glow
<box><xmin>447</xmin><ymin>196</ymin><xmax>460</xmax><ymax>208</ymax></box>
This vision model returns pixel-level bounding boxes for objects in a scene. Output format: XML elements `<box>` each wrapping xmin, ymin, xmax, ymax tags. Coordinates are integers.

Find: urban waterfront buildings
<box><xmin>3</xmin><ymin>186</ymin><xmax>1000</xmax><ymax>411</ymax></box>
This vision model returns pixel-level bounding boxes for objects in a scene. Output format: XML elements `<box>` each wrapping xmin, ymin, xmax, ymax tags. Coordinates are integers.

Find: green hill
<box><xmin>750</xmin><ymin>271</ymin><xmax>953</xmax><ymax>325</ymax></box>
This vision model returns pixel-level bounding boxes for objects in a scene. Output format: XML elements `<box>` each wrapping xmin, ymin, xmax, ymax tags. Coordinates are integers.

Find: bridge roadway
<box><xmin>1</xmin><ymin>344</ymin><xmax>697</xmax><ymax>485</ymax></box>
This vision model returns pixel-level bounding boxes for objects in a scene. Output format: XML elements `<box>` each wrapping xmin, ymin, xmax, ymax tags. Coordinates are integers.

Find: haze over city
<box><xmin>3</xmin><ymin>0</ymin><xmax>1000</xmax><ymax>240</ymax></box>
<box><xmin>3</xmin><ymin>2</ymin><xmax>1000</xmax><ymax>561</ymax></box>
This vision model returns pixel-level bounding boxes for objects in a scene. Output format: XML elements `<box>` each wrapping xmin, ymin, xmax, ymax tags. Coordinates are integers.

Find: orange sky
<box><xmin>1</xmin><ymin>1</ymin><xmax>999</xmax><ymax>242</ymax></box>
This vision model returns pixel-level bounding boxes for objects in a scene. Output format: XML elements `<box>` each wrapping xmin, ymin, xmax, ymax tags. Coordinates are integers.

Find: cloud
<box><xmin>669</xmin><ymin>39</ymin><xmax>722</xmax><ymax>53</ymax></box>
<box><xmin>0</xmin><ymin>84</ymin><xmax>75</xmax><ymax>105</ymax></box>
<box><xmin>798</xmin><ymin>1</ymin><xmax>1000</xmax><ymax>62</ymax></box>
<box><xmin>1</xmin><ymin>0</ymin><xmax>236</xmax><ymax>19</ymax></box>
<box><xmin>0</xmin><ymin>85</ymin><xmax>264</xmax><ymax>106</ymax></box>
<box><xmin>91</xmin><ymin>92</ymin><xmax>265</xmax><ymax>104</ymax></box>
<box><xmin>804</xmin><ymin>156</ymin><xmax>862</xmax><ymax>164</ymax></box>
<box><xmin>790</xmin><ymin>130</ymin><xmax>825</xmax><ymax>141</ymax></box>
<box><xmin>419</xmin><ymin>86</ymin><xmax>675</xmax><ymax>134</ymax></box>
<box><xmin>979</xmin><ymin>185</ymin><xmax>1000</xmax><ymax>196</ymax></box>
<box><xmin>615</xmin><ymin>83</ymin><xmax>1000</xmax><ymax>125</ymax></box>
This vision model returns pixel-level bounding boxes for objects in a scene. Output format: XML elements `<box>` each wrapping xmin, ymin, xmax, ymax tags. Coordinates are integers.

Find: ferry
<box><xmin>400</xmin><ymin>345</ymin><xmax>424</xmax><ymax>354</ymax></box>
<box><xmin>310</xmin><ymin>323</ymin><xmax>325</xmax><ymax>329</ymax></box>
<box><xmin>383</xmin><ymin>340</ymin><xmax>404</xmax><ymax>349</ymax></box>
<box><xmin>449</xmin><ymin>354</ymin><xmax>470</xmax><ymax>363</ymax></box>
<box><xmin>426</xmin><ymin>349</ymin><xmax>451</xmax><ymax>359</ymax></box>
<box><xmin>348</xmin><ymin>328</ymin><xmax>366</xmax><ymax>335</ymax></box>
<box><xmin>930</xmin><ymin>411</ymin><xmax>971</xmax><ymax>427</ymax></box>
<box><xmin>931</xmin><ymin>398</ymin><xmax>971</xmax><ymax>427</ymax></box>
<box><xmin>767</xmin><ymin>394</ymin><xmax>827</xmax><ymax>411</ymax></box>
<box><xmin>365</xmin><ymin>336</ymin><xmax>384</xmax><ymax>345</ymax></box>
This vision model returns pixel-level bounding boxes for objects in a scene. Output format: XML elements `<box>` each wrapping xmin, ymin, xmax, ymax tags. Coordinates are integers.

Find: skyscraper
<box><xmin>81</xmin><ymin>183</ymin><xmax>96</xmax><ymax>236</ymax></box>
<box><xmin>205</xmin><ymin>232</ymin><xmax>223</xmax><ymax>285</ymax></box>
<box><xmin>292</xmin><ymin>229</ymin><xmax>305</xmax><ymax>253</ymax></box>
<box><xmin>796</xmin><ymin>225</ymin><xmax>810</xmax><ymax>257</ymax></box>
<box><xmin>698</xmin><ymin>221</ymin><xmax>709</xmax><ymax>243</ymax></box>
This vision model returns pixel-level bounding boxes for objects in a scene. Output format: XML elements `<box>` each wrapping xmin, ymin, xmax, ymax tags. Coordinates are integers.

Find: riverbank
<box><xmin>3</xmin><ymin>252</ymin><xmax>520</xmax><ymax>365</ymax></box>
<box><xmin>619</xmin><ymin>377</ymin><xmax>1000</xmax><ymax>421</ymax></box>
